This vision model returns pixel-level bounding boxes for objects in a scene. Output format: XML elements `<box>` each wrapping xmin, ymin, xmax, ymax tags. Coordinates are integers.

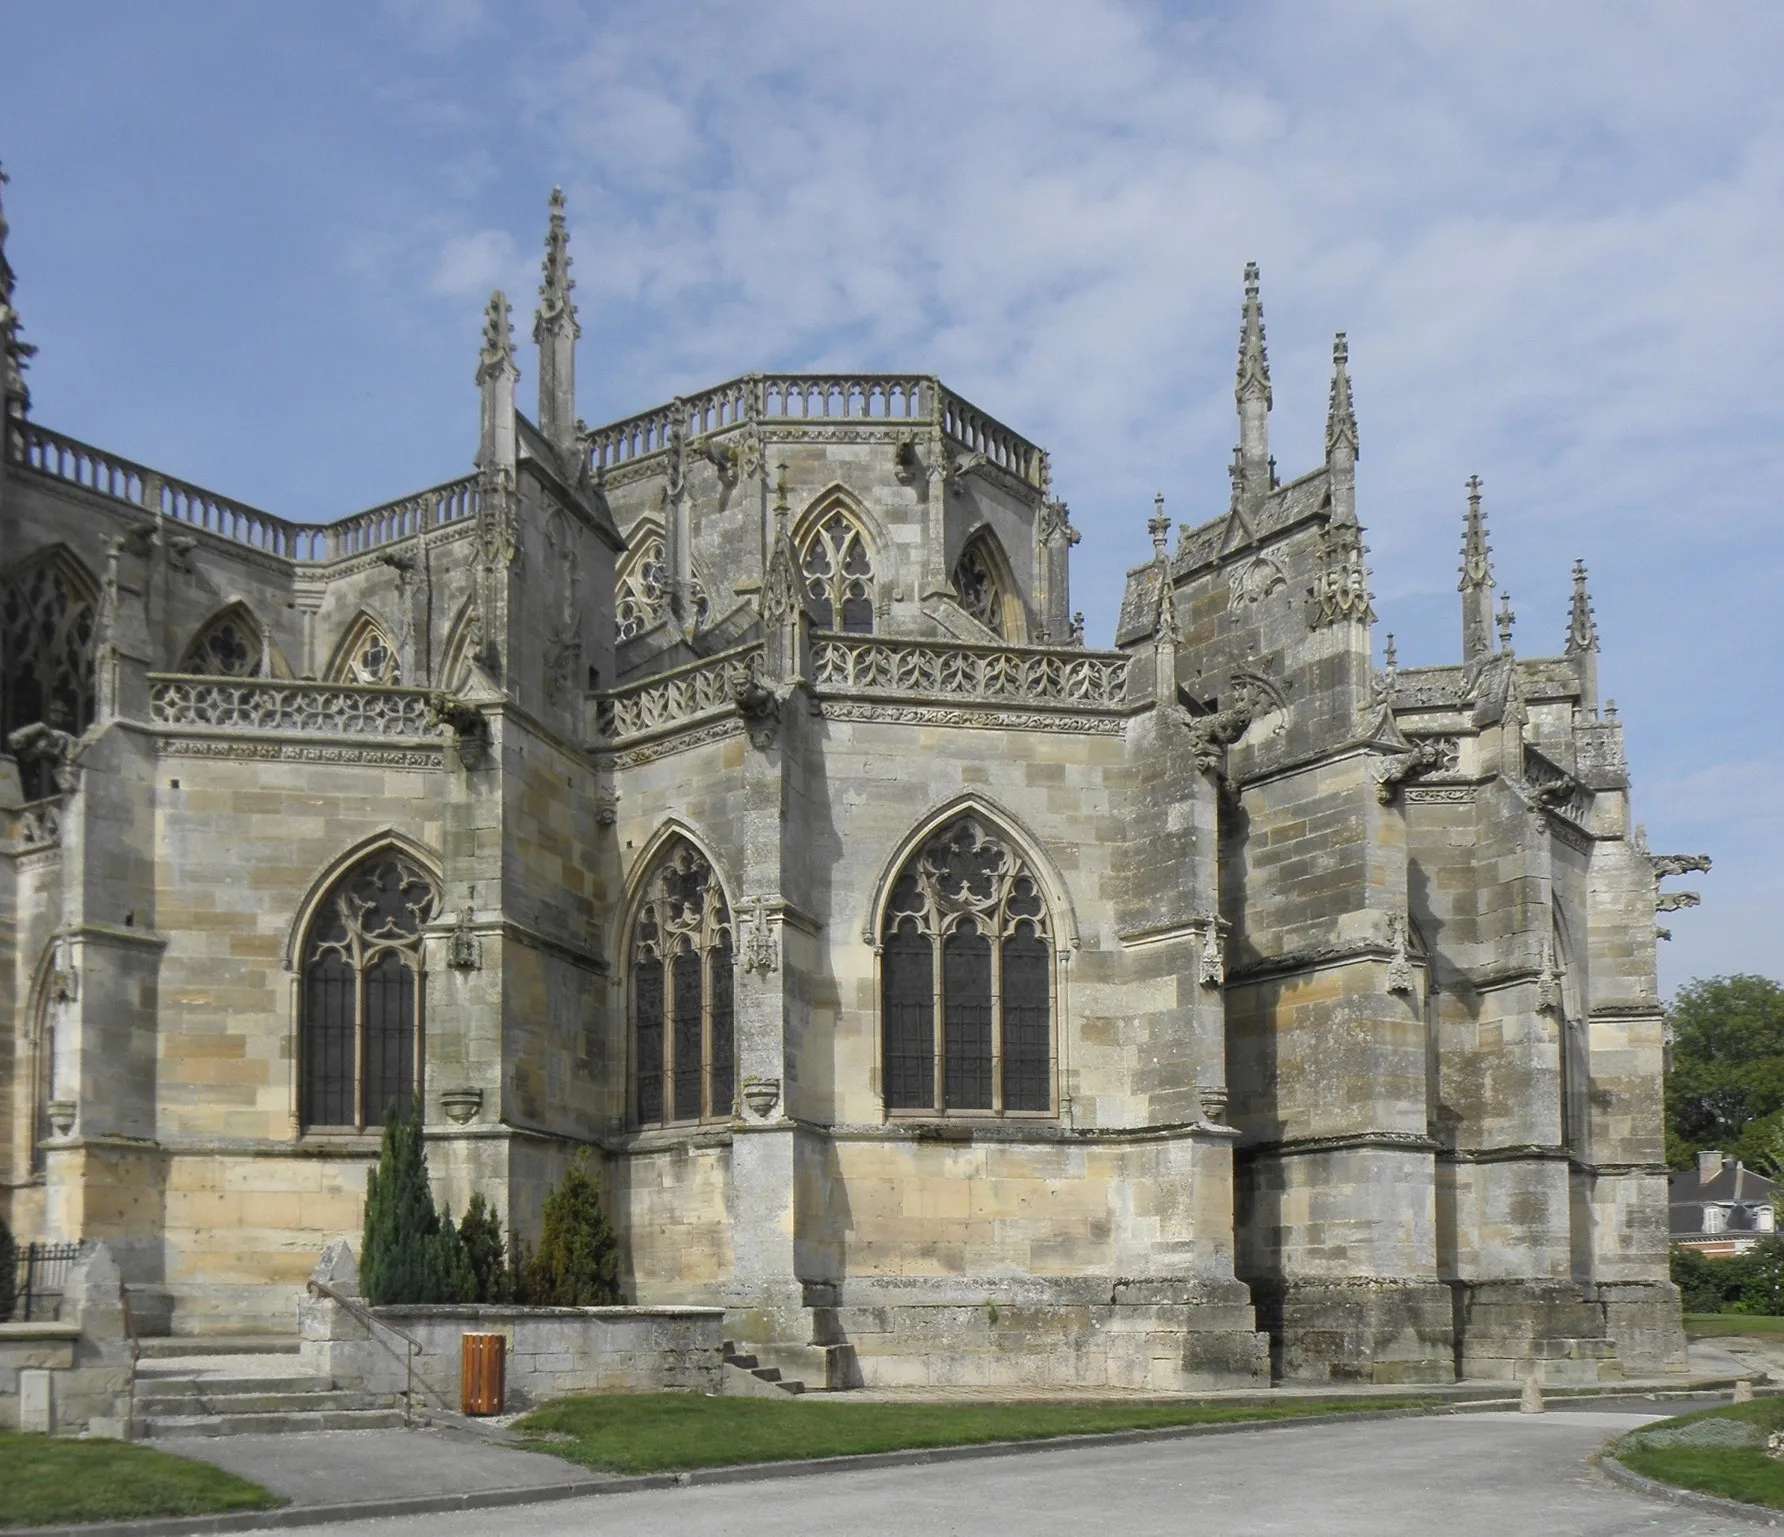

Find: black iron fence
<box><xmin>2</xmin><ymin>1241</ymin><xmax>82</xmax><ymax>1322</ymax></box>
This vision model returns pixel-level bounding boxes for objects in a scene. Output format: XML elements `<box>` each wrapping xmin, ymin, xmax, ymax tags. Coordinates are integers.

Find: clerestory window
<box><xmin>299</xmin><ymin>849</ymin><xmax>439</xmax><ymax>1131</ymax></box>
<box><xmin>0</xmin><ymin>551</ymin><xmax>97</xmax><ymax>797</ymax></box>
<box><xmin>615</xmin><ymin>531</ymin><xmax>709</xmax><ymax>641</ymax></box>
<box><xmin>952</xmin><ymin>533</ymin><xmax>1013</xmax><ymax>639</ymax></box>
<box><xmin>180</xmin><ymin>607</ymin><xmax>263</xmax><ymax>677</ymax></box>
<box><xmin>800</xmin><ymin>511</ymin><xmax>874</xmax><ymax>633</ymax></box>
<box><xmin>328</xmin><ymin>616</ymin><xmax>402</xmax><ymax>686</ymax></box>
<box><xmin>630</xmin><ymin>839</ymin><xmax>735</xmax><ymax>1126</ymax></box>
<box><xmin>880</xmin><ymin>816</ymin><xmax>1053</xmax><ymax>1114</ymax></box>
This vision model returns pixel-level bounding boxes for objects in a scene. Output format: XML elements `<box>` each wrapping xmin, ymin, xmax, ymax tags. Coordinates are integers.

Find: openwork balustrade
<box><xmin>149</xmin><ymin>676</ymin><xmax>439</xmax><ymax>736</ymax></box>
<box><xmin>595</xmin><ymin>646</ymin><xmax>759</xmax><ymax>741</ymax></box>
<box><xmin>9</xmin><ymin>422</ymin><xmax>479</xmax><ymax>563</ymax></box>
<box><xmin>810</xmin><ymin>635</ymin><xmax>1130</xmax><ymax>709</ymax></box>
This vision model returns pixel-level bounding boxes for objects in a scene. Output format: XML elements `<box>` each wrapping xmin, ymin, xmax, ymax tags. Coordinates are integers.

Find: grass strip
<box><xmin>0</xmin><ymin>1431</ymin><xmax>284</xmax><ymax>1529</ymax></box>
<box><xmin>515</xmin><ymin>1392</ymin><xmax>1438</xmax><ymax>1474</ymax></box>
<box><xmin>1682</xmin><ymin>1312</ymin><xmax>1784</xmax><ymax>1338</ymax></box>
<box><xmin>1613</xmin><ymin>1397</ymin><xmax>1784</xmax><ymax>1511</ymax></box>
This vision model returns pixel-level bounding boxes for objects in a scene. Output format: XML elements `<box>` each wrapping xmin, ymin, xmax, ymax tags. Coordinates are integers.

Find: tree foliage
<box><xmin>1666</xmin><ymin>975</ymin><xmax>1784</xmax><ymax>1170</ymax></box>
<box><xmin>1673</xmin><ymin>1237</ymin><xmax>1784</xmax><ymax>1315</ymax></box>
<box><xmin>459</xmin><ymin>1192</ymin><xmax>512</xmax><ymax>1304</ymax></box>
<box><xmin>522</xmin><ymin>1152</ymin><xmax>620</xmax><ymax>1307</ymax></box>
<box><xmin>0</xmin><ymin>1218</ymin><xmax>16</xmax><ymax>1323</ymax></box>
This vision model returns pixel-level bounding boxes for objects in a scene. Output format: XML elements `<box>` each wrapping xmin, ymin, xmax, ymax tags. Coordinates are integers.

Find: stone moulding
<box><xmin>156</xmin><ymin>736</ymin><xmax>443</xmax><ymax>768</ymax></box>
<box><xmin>815</xmin><ymin>700</ymin><xmax>1128</xmax><ymax>735</ymax></box>
<box><xmin>594</xmin><ymin>644</ymin><xmax>759</xmax><ymax>742</ymax></box>
<box><xmin>149</xmin><ymin>675</ymin><xmax>439</xmax><ymax>736</ymax></box>
<box><xmin>810</xmin><ymin>634</ymin><xmax>1130</xmax><ymax>709</ymax></box>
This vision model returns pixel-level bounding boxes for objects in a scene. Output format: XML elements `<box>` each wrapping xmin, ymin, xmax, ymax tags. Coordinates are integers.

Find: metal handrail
<box><xmin>307</xmin><ymin>1279</ymin><xmax>423</xmax><ymax>1426</ymax></box>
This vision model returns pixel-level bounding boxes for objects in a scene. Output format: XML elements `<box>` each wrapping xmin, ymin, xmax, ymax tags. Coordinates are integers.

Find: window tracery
<box><xmin>615</xmin><ymin>533</ymin><xmax>709</xmax><ymax>641</ymax></box>
<box><xmin>630</xmin><ymin>839</ymin><xmax>734</xmax><ymax>1125</ymax></box>
<box><xmin>299</xmin><ymin>849</ymin><xmax>439</xmax><ymax>1131</ymax></box>
<box><xmin>1</xmin><ymin>552</ymin><xmax>97</xmax><ymax>796</ymax></box>
<box><xmin>881</xmin><ymin>816</ymin><xmax>1053</xmax><ymax>1114</ymax></box>
<box><xmin>952</xmin><ymin>534</ymin><xmax>1012</xmax><ymax>639</ymax></box>
<box><xmin>180</xmin><ymin>609</ymin><xmax>263</xmax><ymax>677</ymax></box>
<box><xmin>800</xmin><ymin>511</ymin><xmax>874</xmax><ymax>633</ymax></box>
<box><xmin>329</xmin><ymin>617</ymin><xmax>401</xmax><ymax>686</ymax></box>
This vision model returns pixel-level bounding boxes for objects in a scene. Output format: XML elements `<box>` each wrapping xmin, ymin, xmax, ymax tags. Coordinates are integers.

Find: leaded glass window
<box><xmin>800</xmin><ymin>511</ymin><xmax>874</xmax><ymax>633</ymax></box>
<box><xmin>615</xmin><ymin>532</ymin><xmax>709</xmax><ymax>641</ymax></box>
<box><xmin>299</xmin><ymin>849</ymin><xmax>439</xmax><ymax>1131</ymax></box>
<box><xmin>952</xmin><ymin>534</ymin><xmax>1011</xmax><ymax>638</ymax></box>
<box><xmin>1</xmin><ymin>552</ymin><xmax>97</xmax><ymax>796</ymax></box>
<box><xmin>180</xmin><ymin>608</ymin><xmax>263</xmax><ymax>677</ymax></box>
<box><xmin>630</xmin><ymin>839</ymin><xmax>734</xmax><ymax>1125</ymax></box>
<box><xmin>880</xmin><ymin>817</ymin><xmax>1054</xmax><ymax>1114</ymax></box>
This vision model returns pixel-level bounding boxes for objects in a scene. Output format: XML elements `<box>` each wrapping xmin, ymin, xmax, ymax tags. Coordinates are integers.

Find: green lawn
<box><xmin>1613</xmin><ymin>1398</ymin><xmax>1784</xmax><ymax>1511</ymax></box>
<box><xmin>1683</xmin><ymin>1312</ymin><xmax>1784</xmax><ymax>1338</ymax></box>
<box><xmin>0</xmin><ymin>1431</ymin><xmax>283</xmax><ymax>1528</ymax></box>
<box><xmin>514</xmin><ymin>1392</ymin><xmax>1437</xmax><ymax>1475</ymax></box>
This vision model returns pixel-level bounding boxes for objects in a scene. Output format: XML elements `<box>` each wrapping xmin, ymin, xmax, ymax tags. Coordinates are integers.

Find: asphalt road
<box><xmin>251</xmin><ymin>1409</ymin><xmax>1771</xmax><ymax>1537</ymax></box>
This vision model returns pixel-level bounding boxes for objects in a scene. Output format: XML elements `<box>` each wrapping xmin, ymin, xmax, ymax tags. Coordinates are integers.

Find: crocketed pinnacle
<box><xmin>533</xmin><ymin>186</ymin><xmax>580</xmax><ymax>342</ymax></box>
<box><xmin>1234</xmin><ymin>261</ymin><xmax>1271</xmax><ymax>408</ymax></box>
<box><xmin>476</xmin><ymin>290</ymin><xmax>517</xmax><ymax>384</ymax></box>
<box><xmin>0</xmin><ymin>162</ymin><xmax>36</xmax><ymax>414</ymax></box>
<box><xmin>1458</xmin><ymin>474</ymin><xmax>1492</xmax><ymax>594</ymax></box>
<box><xmin>1325</xmin><ymin>332</ymin><xmax>1358</xmax><ymax>459</ymax></box>
<box><xmin>1565</xmin><ymin>559</ymin><xmax>1599</xmax><ymax>655</ymax></box>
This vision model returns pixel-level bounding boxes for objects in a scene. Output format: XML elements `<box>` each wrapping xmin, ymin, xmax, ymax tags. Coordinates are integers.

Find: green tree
<box><xmin>523</xmin><ymin>1152</ymin><xmax>620</xmax><ymax>1306</ymax></box>
<box><xmin>361</xmin><ymin>1107</ymin><xmax>461</xmax><ymax>1305</ymax></box>
<box><xmin>0</xmin><ymin>1218</ymin><xmax>16</xmax><ymax>1323</ymax></box>
<box><xmin>1666</xmin><ymin>975</ymin><xmax>1784</xmax><ymax>1170</ymax></box>
<box><xmin>458</xmin><ymin>1193</ymin><xmax>512</xmax><ymax>1304</ymax></box>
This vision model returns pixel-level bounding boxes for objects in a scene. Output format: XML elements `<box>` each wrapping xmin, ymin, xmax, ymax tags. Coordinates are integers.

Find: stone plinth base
<box><xmin>1598</xmin><ymin>1280</ymin><xmax>1689</xmax><ymax>1376</ymax></box>
<box><xmin>1249</xmin><ymin>1278</ymin><xmax>1457</xmax><ymax>1384</ymax></box>
<box><xmin>1453</xmin><ymin>1280</ymin><xmax>1623</xmax><ymax>1384</ymax></box>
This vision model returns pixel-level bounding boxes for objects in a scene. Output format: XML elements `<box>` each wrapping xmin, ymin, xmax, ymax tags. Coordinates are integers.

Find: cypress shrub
<box><xmin>361</xmin><ymin>1107</ymin><xmax>449</xmax><ymax>1305</ymax></box>
<box><xmin>459</xmin><ymin>1193</ymin><xmax>512</xmax><ymax>1304</ymax></box>
<box><xmin>523</xmin><ymin>1153</ymin><xmax>620</xmax><ymax>1306</ymax></box>
<box><xmin>0</xmin><ymin>1219</ymin><xmax>16</xmax><ymax>1323</ymax></box>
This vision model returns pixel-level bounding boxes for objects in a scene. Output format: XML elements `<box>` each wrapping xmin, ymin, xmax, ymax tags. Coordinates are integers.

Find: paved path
<box><xmin>216</xmin><ymin>1408</ymin><xmax>1771</xmax><ymax>1537</ymax></box>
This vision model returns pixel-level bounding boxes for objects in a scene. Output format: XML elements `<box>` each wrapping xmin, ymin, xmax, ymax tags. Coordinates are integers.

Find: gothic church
<box><xmin>1</xmin><ymin>173</ymin><xmax>1694</xmax><ymax>1386</ymax></box>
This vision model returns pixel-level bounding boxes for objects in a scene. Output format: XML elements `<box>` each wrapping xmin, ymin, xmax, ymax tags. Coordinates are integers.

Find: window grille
<box><xmin>0</xmin><ymin>552</ymin><xmax>97</xmax><ymax>797</ymax></box>
<box><xmin>800</xmin><ymin>511</ymin><xmax>874</xmax><ymax>633</ymax></box>
<box><xmin>880</xmin><ymin>816</ymin><xmax>1054</xmax><ymax>1114</ymax></box>
<box><xmin>630</xmin><ymin>839</ymin><xmax>735</xmax><ymax>1125</ymax></box>
<box><xmin>299</xmin><ymin>849</ymin><xmax>439</xmax><ymax>1130</ymax></box>
<box><xmin>328</xmin><ymin>617</ymin><xmax>401</xmax><ymax>685</ymax></box>
<box><xmin>615</xmin><ymin>533</ymin><xmax>709</xmax><ymax>640</ymax></box>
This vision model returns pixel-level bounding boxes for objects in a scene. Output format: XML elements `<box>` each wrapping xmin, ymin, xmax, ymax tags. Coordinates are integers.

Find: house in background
<box><xmin>1670</xmin><ymin>1152</ymin><xmax>1778</xmax><ymax>1257</ymax></box>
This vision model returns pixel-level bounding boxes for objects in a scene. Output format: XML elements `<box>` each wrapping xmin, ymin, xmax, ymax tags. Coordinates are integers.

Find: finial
<box><xmin>1235</xmin><ymin>261</ymin><xmax>1271</xmax><ymax>408</ymax></box>
<box><xmin>1069</xmin><ymin>611</ymin><xmax>1086</xmax><ymax>645</ymax></box>
<box><xmin>1325</xmin><ymin>331</ymin><xmax>1358</xmax><ymax>459</ymax></box>
<box><xmin>533</xmin><ymin>185</ymin><xmax>580</xmax><ymax>342</ymax></box>
<box><xmin>1605</xmin><ymin>699</ymin><xmax>1618</xmax><ymax>721</ymax></box>
<box><xmin>1496</xmin><ymin>590</ymin><xmax>1516</xmax><ymax>651</ymax></box>
<box><xmin>1459</xmin><ymin>474</ymin><xmax>1492</xmax><ymax>591</ymax></box>
<box><xmin>1383</xmin><ymin>632</ymin><xmax>1397</xmax><ymax>671</ymax></box>
<box><xmin>1228</xmin><ymin>447</ymin><xmax>1245</xmax><ymax>512</ymax></box>
<box><xmin>476</xmin><ymin>290</ymin><xmax>516</xmax><ymax>383</ymax></box>
<box><xmin>1565</xmin><ymin>558</ymin><xmax>1599</xmax><ymax>655</ymax></box>
<box><xmin>1148</xmin><ymin>491</ymin><xmax>1170</xmax><ymax>556</ymax></box>
<box><xmin>774</xmin><ymin>461</ymin><xmax>790</xmax><ymax>517</ymax></box>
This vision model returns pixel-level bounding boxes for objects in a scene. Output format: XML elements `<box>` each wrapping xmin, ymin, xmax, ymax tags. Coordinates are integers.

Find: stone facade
<box><xmin>0</xmin><ymin>177</ymin><xmax>1693</xmax><ymax>1386</ymax></box>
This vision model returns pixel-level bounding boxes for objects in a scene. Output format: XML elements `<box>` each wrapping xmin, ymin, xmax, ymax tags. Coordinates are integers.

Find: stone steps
<box><xmin>137</xmin><ymin>1335</ymin><xmax>300</xmax><ymax>1360</ymax></box>
<box><xmin>136</xmin><ymin>1387</ymin><xmax>393</xmax><ymax>1417</ymax></box>
<box><xmin>131</xmin><ymin>1342</ymin><xmax>405</xmax><ymax>1438</ymax></box>
<box><xmin>138</xmin><ymin>1406</ymin><xmax>408</xmax><ymax>1439</ymax></box>
<box><xmin>723</xmin><ymin>1344</ymin><xmax>806</xmax><ymax>1395</ymax></box>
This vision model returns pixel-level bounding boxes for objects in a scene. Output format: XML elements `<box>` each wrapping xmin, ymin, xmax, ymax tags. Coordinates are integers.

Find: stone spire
<box><xmin>1325</xmin><ymin>332</ymin><xmax>1358</xmax><ymax>526</ymax></box>
<box><xmin>1458</xmin><ymin>475</ymin><xmax>1494</xmax><ymax>665</ymax></box>
<box><xmin>1565</xmin><ymin>558</ymin><xmax>1599</xmax><ymax>712</ymax></box>
<box><xmin>532</xmin><ymin>186</ymin><xmax>580</xmax><ymax>463</ymax></box>
<box><xmin>1234</xmin><ymin>262</ymin><xmax>1272</xmax><ymax>504</ymax></box>
<box><xmin>0</xmin><ymin>163</ymin><xmax>36</xmax><ymax>418</ymax></box>
<box><xmin>475</xmin><ymin>290</ymin><xmax>518</xmax><ymax>478</ymax></box>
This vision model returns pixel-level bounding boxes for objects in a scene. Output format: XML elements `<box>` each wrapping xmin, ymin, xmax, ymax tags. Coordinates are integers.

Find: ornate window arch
<box><xmin>615</xmin><ymin>523</ymin><xmax>709</xmax><ymax>641</ymax></box>
<box><xmin>298</xmin><ymin>846</ymin><xmax>440</xmax><ymax>1131</ymax></box>
<box><xmin>179</xmin><ymin>603</ymin><xmax>267</xmax><ymax>677</ymax></box>
<box><xmin>1</xmin><ymin>548</ymin><xmax>98</xmax><ymax>795</ymax></box>
<box><xmin>628</xmin><ymin>836</ymin><xmax>734</xmax><ymax>1126</ymax></box>
<box><xmin>798</xmin><ymin>500</ymin><xmax>875</xmax><ymax>634</ymax></box>
<box><xmin>325</xmin><ymin>613</ymin><xmax>402</xmax><ymax>685</ymax></box>
<box><xmin>951</xmin><ymin>530</ymin><xmax>1022</xmax><ymax>641</ymax></box>
<box><xmin>23</xmin><ymin>942</ymin><xmax>66</xmax><ymax>1178</ymax></box>
<box><xmin>879</xmin><ymin>815</ymin><xmax>1054</xmax><ymax>1114</ymax></box>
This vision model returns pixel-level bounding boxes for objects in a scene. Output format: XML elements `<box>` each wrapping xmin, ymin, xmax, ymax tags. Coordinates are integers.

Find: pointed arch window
<box><xmin>299</xmin><ymin>849</ymin><xmax>440</xmax><ymax>1131</ymax></box>
<box><xmin>952</xmin><ymin>533</ymin><xmax>1016</xmax><ymax>639</ymax></box>
<box><xmin>616</xmin><ymin>531</ymin><xmax>709</xmax><ymax>641</ymax></box>
<box><xmin>880</xmin><ymin>816</ymin><xmax>1054</xmax><ymax>1115</ymax></box>
<box><xmin>800</xmin><ymin>511</ymin><xmax>874</xmax><ymax>633</ymax></box>
<box><xmin>630</xmin><ymin>839</ymin><xmax>734</xmax><ymax>1126</ymax></box>
<box><xmin>1</xmin><ymin>551</ymin><xmax>97</xmax><ymax>797</ymax></box>
<box><xmin>180</xmin><ymin>607</ymin><xmax>264</xmax><ymax>677</ymax></box>
<box><xmin>329</xmin><ymin>616</ymin><xmax>401</xmax><ymax>686</ymax></box>
<box><xmin>27</xmin><ymin>961</ymin><xmax>58</xmax><ymax>1177</ymax></box>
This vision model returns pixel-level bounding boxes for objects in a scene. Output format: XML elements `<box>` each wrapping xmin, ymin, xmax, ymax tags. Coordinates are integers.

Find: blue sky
<box><xmin>4</xmin><ymin>1</ymin><xmax>1780</xmax><ymax>994</ymax></box>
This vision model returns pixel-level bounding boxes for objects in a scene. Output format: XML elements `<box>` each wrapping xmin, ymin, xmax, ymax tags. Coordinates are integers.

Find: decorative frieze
<box><xmin>150</xmin><ymin>676</ymin><xmax>438</xmax><ymax>736</ymax></box>
<box><xmin>158</xmin><ymin>738</ymin><xmax>443</xmax><ymax>768</ymax></box>
<box><xmin>815</xmin><ymin>700</ymin><xmax>1129</xmax><ymax>736</ymax></box>
<box><xmin>810</xmin><ymin>635</ymin><xmax>1129</xmax><ymax>709</ymax></box>
<box><xmin>594</xmin><ymin>646</ymin><xmax>759</xmax><ymax>741</ymax></box>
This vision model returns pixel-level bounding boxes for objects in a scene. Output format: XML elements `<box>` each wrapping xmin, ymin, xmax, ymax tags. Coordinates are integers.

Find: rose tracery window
<box><xmin>881</xmin><ymin>817</ymin><xmax>1053</xmax><ymax>1114</ymax></box>
<box><xmin>630</xmin><ymin>839</ymin><xmax>734</xmax><ymax>1125</ymax></box>
<box><xmin>329</xmin><ymin>617</ymin><xmax>401</xmax><ymax>686</ymax></box>
<box><xmin>800</xmin><ymin>511</ymin><xmax>874</xmax><ymax>633</ymax></box>
<box><xmin>952</xmin><ymin>534</ymin><xmax>1012</xmax><ymax>639</ymax></box>
<box><xmin>299</xmin><ymin>849</ymin><xmax>439</xmax><ymax>1131</ymax></box>
<box><xmin>1</xmin><ymin>552</ymin><xmax>97</xmax><ymax>797</ymax></box>
<box><xmin>615</xmin><ymin>533</ymin><xmax>709</xmax><ymax>641</ymax></box>
<box><xmin>180</xmin><ymin>609</ymin><xmax>263</xmax><ymax>677</ymax></box>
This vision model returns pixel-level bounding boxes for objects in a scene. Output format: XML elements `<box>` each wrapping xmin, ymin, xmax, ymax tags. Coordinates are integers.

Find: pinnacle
<box><xmin>1565</xmin><ymin>558</ymin><xmax>1599</xmax><ymax>655</ymax></box>
<box><xmin>477</xmin><ymin>289</ymin><xmax>516</xmax><ymax>383</ymax></box>
<box><xmin>534</xmin><ymin>185</ymin><xmax>579</xmax><ymax>342</ymax></box>
<box><xmin>1148</xmin><ymin>491</ymin><xmax>1171</xmax><ymax>557</ymax></box>
<box><xmin>1458</xmin><ymin>474</ymin><xmax>1492</xmax><ymax>593</ymax></box>
<box><xmin>1325</xmin><ymin>330</ymin><xmax>1358</xmax><ymax>460</ymax></box>
<box><xmin>1235</xmin><ymin>261</ymin><xmax>1271</xmax><ymax>408</ymax></box>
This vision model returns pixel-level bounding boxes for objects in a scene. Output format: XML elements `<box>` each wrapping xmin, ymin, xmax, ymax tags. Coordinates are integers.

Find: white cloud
<box><xmin>428</xmin><ymin>228</ymin><xmax>526</xmax><ymax>301</ymax></box>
